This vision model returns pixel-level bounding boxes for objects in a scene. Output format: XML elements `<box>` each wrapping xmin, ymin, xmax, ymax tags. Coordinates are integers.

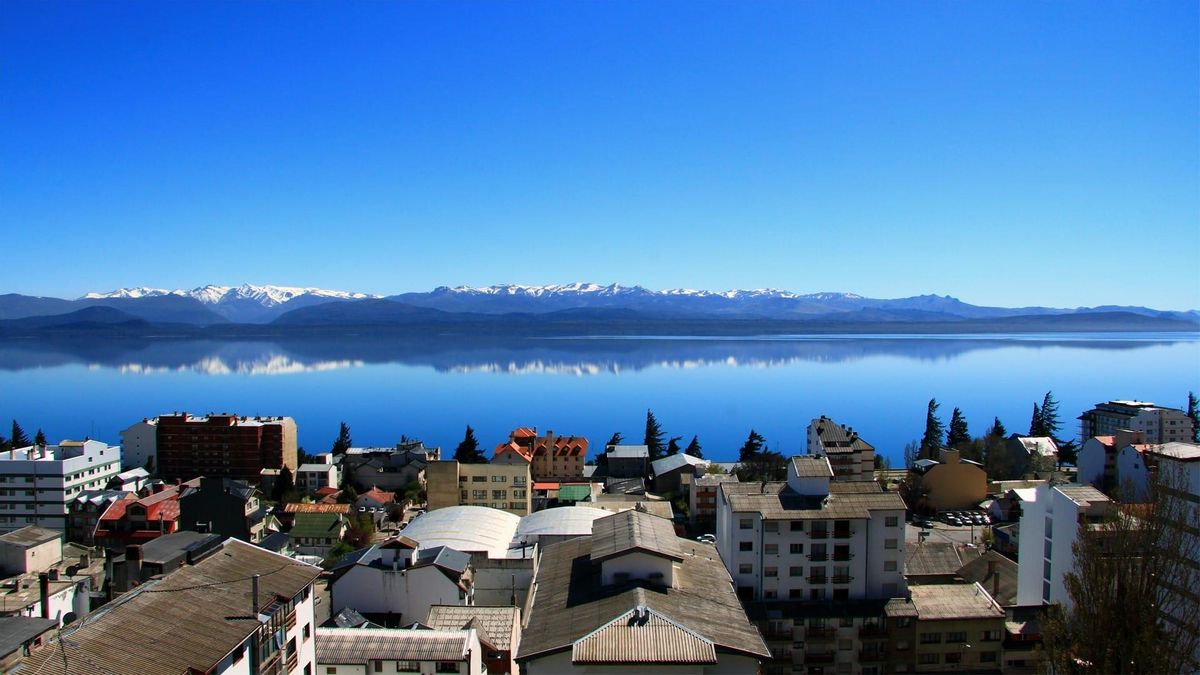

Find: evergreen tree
<box><xmin>903</xmin><ymin>440</ymin><xmax>919</xmax><ymax>469</ymax></box>
<box><xmin>1188</xmin><ymin>392</ymin><xmax>1199</xmax><ymax>443</ymax></box>
<box><xmin>453</xmin><ymin>425</ymin><xmax>487</xmax><ymax>464</ymax></box>
<box><xmin>33</xmin><ymin>429</ymin><xmax>46</xmax><ymax>446</ymax></box>
<box><xmin>644</xmin><ymin>410</ymin><xmax>665</xmax><ymax>461</ymax></box>
<box><xmin>666</xmin><ymin>436</ymin><xmax>682</xmax><ymax>455</ymax></box>
<box><xmin>331</xmin><ymin>422</ymin><xmax>353</xmax><ymax>456</ymax></box>
<box><xmin>0</xmin><ymin>435</ymin><xmax>8</xmax><ymax>453</ymax></box>
<box><xmin>738</xmin><ymin>429</ymin><xmax>766</xmax><ymax>462</ymax></box>
<box><xmin>919</xmin><ymin>399</ymin><xmax>944</xmax><ymax>459</ymax></box>
<box><xmin>1028</xmin><ymin>403</ymin><xmax>1045</xmax><ymax>437</ymax></box>
<box><xmin>272</xmin><ymin>466</ymin><xmax>295</xmax><ymax>502</ymax></box>
<box><xmin>683</xmin><ymin>435</ymin><xmax>704</xmax><ymax>459</ymax></box>
<box><xmin>606</xmin><ymin>432</ymin><xmax>623</xmax><ymax>448</ymax></box>
<box><xmin>988</xmin><ymin>417</ymin><xmax>1007</xmax><ymax>439</ymax></box>
<box><xmin>1040</xmin><ymin>391</ymin><xmax>1062</xmax><ymax>439</ymax></box>
<box><xmin>10</xmin><ymin>421</ymin><xmax>29</xmax><ymax>449</ymax></box>
<box><xmin>946</xmin><ymin>407</ymin><xmax>970</xmax><ymax>448</ymax></box>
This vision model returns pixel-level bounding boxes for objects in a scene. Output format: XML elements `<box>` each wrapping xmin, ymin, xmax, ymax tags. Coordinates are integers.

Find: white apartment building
<box><xmin>1015</xmin><ymin>483</ymin><xmax>1111</xmax><ymax>609</ymax></box>
<box><xmin>118</xmin><ymin>418</ymin><xmax>157</xmax><ymax>470</ymax></box>
<box><xmin>0</xmin><ymin>441</ymin><xmax>122</xmax><ymax>533</ymax></box>
<box><xmin>716</xmin><ymin>456</ymin><xmax>907</xmax><ymax>603</ymax></box>
<box><xmin>806</xmin><ymin>416</ymin><xmax>877</xmax><ymax>480</ymax></box>
<box><xmin>1078</xmin><ymin>400</ymin><xmax>1195</xmax><ymax>445</ymax></box>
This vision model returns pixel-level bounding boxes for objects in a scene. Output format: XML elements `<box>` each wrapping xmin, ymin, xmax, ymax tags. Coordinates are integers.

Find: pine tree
<box><xmin>33</xmin><ymin>429</ymin><xmax>46</xmax><ymax>446</ymax></box>
<box><xmin>988</xmin><ymin>417</ymin><xmax>1007</xmax><ymax>439</ymax></box>
<box><xmin>0</xmin><ymin>435</ymin><xmax>8</xmax><ymax>453</ymax></box>
<box><xmin>606</xmin><ymin>432</ymin><xmax>623</xmax><ymax>448</ymax></box>
<box><xmin>1040</xmin><ymin>391</ymin><xmax>1062</xmax><ymax>440</ymax></box>
<box><xmin>684</xmin><ymin>435</ymin><xmax>704</xmax><ymax>459</ymax></box>
<box><xmin>903</xmin><ymin>440</ymin><xmax>919</xmax><ymax>469</ymax></box>
<box><xmin>666</xmin><ymin>436</ymin><xmax>682</xmax><ymax>455</ymax></box>
<box><xmin>10</xmin><ymin>421</ymin><xmax>29</xmax><ymax>449</ymax></box>
<box><xmin>738</xmin><ymin>429</ymin><xmax>766</xmax><ymax>462</ymax></box>
<box><xmin>272</xmin><ymin>466</ymin><xmax>295</xmax><ymax>502</ymax></box>
<box><xmin>453</xmin><ymin>425</ymin><xmax>487</xmax><ymax>464</ymax></box>
<box><xmin>1187</xmin><ymin>392</ymin><xmax>1199</xmax><ymax>443</ymax></box>
<box><xmin>919</xmin><ymin>399</ymin><xmax>944</xmax><ymax>459</ymax></box>
<box><xmin>946</xmin><ymin>407</ymin><xmax>970</xmax><ymax>449</ymax></box>
<box><xmin>331</xmin><ymin>422</ymin><xmax>353</xmax><ymax>456</ymax></box>
<box><xmin>1028</xmin><ymin>403</ymin><xmax>1045</xmax><ymax>437</ymax></box>
<box><xmin>644</xmin><ymin>410</ymin><xmax>665</xmax><ymax>461</ymax></box>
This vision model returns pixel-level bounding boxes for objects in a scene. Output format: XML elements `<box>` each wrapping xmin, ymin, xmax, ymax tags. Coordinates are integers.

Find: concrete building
<box><xmin>807</xmin><ymin>416</ymin><xmax>877</xmax><ymax>480</ymax></box>
<box><xmin>0</xmin><ymin>440</ymin><xmax>122</xmax><ymax>533</ymax></box>
<box><xmin>296</xmin><ymin>457</ymin><xmax>339</xmax><ymax>494</ymax></box>
<box><xmin>0</xmin><ymin>532</ymin><xmax>104</xmax><ymax>628</ymax></box>
<box><xmin>178</xmin><ymin>476</ymin><xmax>276</xmax><ymax>543</ymax></box>
<box><xmin>22</xmin><ymin>538</ymin><xmax>322</xmax><ymax>675</ymax></box>
<box><xmin>118</xmin><ymin>418</ymin><xmax>157</xmax><ymax>471</ymax></box>
<box><xmin>0</xmin><ymin>527</ymin><xmax>62</xmax><ymax>577</ymax></box>
<box><xmin>1114</xmin><ymin>441</ymin><xmax>1200</xmax><ymax>502</ymax></box>
<box><xmin>1002</xmin><ymin>435</ymin><xmax>1059</xmax><ymax>478</ymax></box>
<box><xmin>426</xmin><ymin>605</ymin><xmax>521</xmax><ymax>675</ymax></box>
<box><xmin>1015</xmin><ymin>483</ymin><xmax>1111</xmax><ymax>609</ymax></box>
<box><xmin>65</xmin><ymin>490</ymin><xmax>130</xmax><ymax>545</ymax></box>
<box><xmin>290</xmin><ymin>512</ymin><xmax>347</xmax><ymax>558</ymax></box>
<box><xmin>426</xmin><ymin>461</ymin><xmax>531</xmax><ymax>516</ymax></box>
<box><xmin>604</xmin><ymin>445</ymin><xmax>649</xmax><ymax>479</ymax></box>
<box><xmin>316</xmin><ymin>626</ymin><xmax>484</xmax><ymax>675</ymax></box>
<box><xmin>151</xmin><ymin>412</ymin><xmax>298</xmax><ymax>484</ymax></box>
<box><xmin>1078</xmin><ymin>399</ymin><xmax>1195</xmax><ymax>445</ymax></box>
<box><xmin>0</xmin><ymin>616</ymin><xmax>56</xmax><ymax>672</ymax></box>
<box><xmin>649</xmin><ymin>452</ymin><xmax>708</xmax><ymax>496</ymax></box>
<box><xmin>884</xmin><ymin>583</ymin><xmax>1007</xmax><ymax>673</ymax></box>
<box><xmin>909</xmin><ymin>449</ymin><xmax>988</xmax><ymax>512</ymax></box>
<box><xmin>517</xmin><ymin>509</ymin><xmax>770</xmax><ymax>672</ymax></box>
<box><xmin>92</xmin><ymin>482</ymin><xmax>189</xmax><ymax>549</ymax></box>
<box><xmin>687</xmin><ymin>472</ymin><xmax>738</xmax><ymax>532</ymax></box>
<box><xmin>493</xmin><ymin>428</ymin><xmax>588</xmax><ymax>482</ymax></box>
<box><xmin>1077</xmin><ymin>429</ymin><xmax>1147</xmax><ymax>492</ymax></box>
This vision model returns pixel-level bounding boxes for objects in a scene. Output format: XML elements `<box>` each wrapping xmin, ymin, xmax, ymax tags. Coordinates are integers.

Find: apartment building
<box><xmin>1078</xmin><ymin>400</ymin><xmax>1195</xmax><ymax>444</ymax></box>
<box><xmin>492</xmin><ymin>427</ymin><xmax>588</xmax><ymax>481</ymax></box>
<box><xmin>910</xmin><ymin>449</ymin><xmax>988</xmax><ymax>512</ymax></box>
<box><xmin>884</xmin><ymin>582</ymin><xmax>1007</xmax><ymax>673</ymax></box>
<box><xmin>687</xmin><ymin>472</ymin><xmax>738</xmax><ymax>531</ymax></box>
<box><xmin>715</xmin><ymin>456</ymin><xmax>907</xmax><ymax>674</ymax></box>
<box><xmin>0</xmin><ymin>440</ymin><xmax>122</xmax><ymax>533</ymax></box>
<box><xmin>295</xmin><ymin>456</ymin><xmax>339</xmax><ymax>494</ymax></box>
<box><xmin>21</xmin><ymin>538</ymin><xmax>321</xmax><ymax>675</ymax></box>
<box><xmin>1077</xmin><ymin>429</ymin><xmax>1147</xmax><ymax>491</ymax></box>
<box><xmin>426</xmin><ymin>460</ymin><xmax>531</xmax><ymax>516</ymax></box>
<box><xmin>340</xmin><ymin>440</ymin><xmax>437</xmax><ymax>492</ymax></box>
<box><xmin>178</xmin><ymin>477</ymin><xmax>275</xmax><ymax>543</ymax></box>
<box><xmin>144</xmin><ymin>412</ymin><xmax>298</xmax><ymax>483</ymax></box>
<box><xmin>316</xmin><ymin>626</ymin><xmax>484</xmax><ymax>675</ymax></box>
<box><xmin>807</xmin><ymin>416</ymin><xmax>877</xmax><ymax>480</ymax></box>
<box><xmin>1015</xmin><ymin>483</ymin><xmax>1111</xmax><ymax>609</ymax></box>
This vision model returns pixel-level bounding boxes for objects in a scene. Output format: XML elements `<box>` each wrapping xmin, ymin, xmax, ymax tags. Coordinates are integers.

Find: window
<box><xmin>884</xmin><ymin>560</ymin><xmax>897</xmax><ymax>572</ymax></box>
<box><xmin>833</xmin><ymin>588</ymin><xmax>849</xmax><ymax>600</ymax></box>
<box><xmin>810</xmin><ymin>588</ymin><xmax>826</xmax><ymax>600</ymax></box>
<box><xmin>739</xmin><ymin>563</ymin><xmax>753</xmax><ymax>574</ymax></box>
<box><xmin>764</xmin><ymin>543</ymin><xmax>778</xmax><ymax>555</ymax></box>
<box><xmin>471</xmin><ymin>476</ymin><xmax>486</xmax><ymax>482</ymax></box>
<box><xmin>884</xmin><ymin>538</ymin><xmax>898</xmax><ymax>550</ymax></box>
<box><xmin>919</xmin><ymin>653</ymin><xmax>940</xmax><ymax>665</ymax></box>
<box><xmin>326</xmin><ymin>668</ymin><xmax>337</xmax><ymax>675</ymax></box>
<box><xmin>946</xmin><ymin>631</ymin><xmax>966</xmax><ymax>643</ymax></box>
<box><xmin>395</xmin><ymin>662</ymin><xmax>420</xmax><ymax>673</ymax></box>
<box><xmin>981</xmin><ymin>630</ymin><xmax>1002</xmax><ymax>642</ymax></box>
<box><xmin>1043</xmin><ymin>560</ymin><xmax>1052</xmax><ymax>580</ymax></box>
<box><xmin>765</xmin><ymin>567</ymin><xmax>778</xmax><ymax>577</ymax></box>
<box><xmin>790</xmin><ymin>566</ymin><xmax>803</xmax><ymax>577</ymax></box>
<box><xmin>945</xmin><ymin>652</ymin><xmax>962</xmax><ymax>664</ymax></box>
<box><xmin>740</xmin><ymin>518</ymin><xmax>753</xmax><ymax>530</ymax></box>
<box><xmin>739</xmin><ymin>541</ymin><xmax>753</xmax><ymax>552</ymax></box>
<box><xmin>303</xmin><ymin>624</ymin><xmax>311</xmax><ymax>640</ymax></box>
<box><xmin>472</xmin><ymin>490</ymin><xmax>487</xmax><ymax>499</ymax></box>
<box><xmin>435</xmin><ymin>662</ymin><xmax>460</xmax><ymax>673</ymax></box>
<box><xmin>764</xmin><ymin>521</ymin><xmax>778</xmax><ymax>532</ymax></box>
<box><xmin>1044</xmin><ymin>539</ymin><xmax>1053</xmax><ymax>559</ymax></box>
<box><xmin>492</xmin><ymin>490</ymin><xmax>506</xmax><ymax>499</ymax></box>
<box><xmin>789</xmin><ymin>588</ymin><xmax>803</xmax><ymax>598</ymax></box>
<box><xmin>920</xmin><ymin>632</ymin><xmax>942</xmax><ymax>644</ymax></box>
<box><xmin>790</xmin><ymin>543</ymin><xmax>804</xmax><ymax>554</ymax></box>
<box><xmin>374</xmin><ymin>661</ymin><xmax>383</xmax><ymax>672</ymax></box>
<box><xmin>764</xmin><ymin>589</ymin><xmax>777</xmax><ymax>599</ymax></box>
<box><xmin>885</xmin><ymin>515</ymin><xmax>899</xmax><ymax>527</ymax></box>
<box><xmin>981</xmin><ymin>651</ymin><xmax>998</xmax><ymax>663</ymax></box>
<box><xmin>491</xmin><ymin>475</ymin><xmax>506</xmax><ymax>482</ymax></box>
<box><xmin>790</xmin><ymin>520</ymin><xmax>803</xmax><ymax>531</ymax></box>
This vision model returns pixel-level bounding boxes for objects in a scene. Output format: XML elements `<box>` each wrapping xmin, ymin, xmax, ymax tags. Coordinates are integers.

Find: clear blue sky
<box><xmin>2</xmin><ymin>1</ymin><xmax>1197</xmax><ymax>309</ymax></box>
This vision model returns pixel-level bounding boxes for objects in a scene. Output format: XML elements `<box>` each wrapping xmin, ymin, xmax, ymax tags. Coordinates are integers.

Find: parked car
<box><xmin>696</xmin><ymin>534</ymin><xmax>717</xmax><ymax>544</ymax></box>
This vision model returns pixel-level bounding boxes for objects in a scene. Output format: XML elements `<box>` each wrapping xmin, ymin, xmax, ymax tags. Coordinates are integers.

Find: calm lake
<box><xmin>1</xmin><ymin>333</ymin><xmax>1197</xmax><ymax>465</ymax></box>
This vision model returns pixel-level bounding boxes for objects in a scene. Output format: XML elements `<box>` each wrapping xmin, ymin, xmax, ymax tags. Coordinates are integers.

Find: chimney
<box><xmin>992</xmin><ymin>568</ymin><xmax>1000</xmax><ymax>598</ymax></box>
<box><xmin>251</xmin><ymin>574</ymin><xmax>261</xmax><ymax>617</ymax></box>
<box><xmin>126</xmin><ymin>544</ymin><xmax>143</xmax><ymax>582</ymax></box>
<box><xmin>79</xmin><ymin>552</ymin><xmax>90</xmax><ymax>569</ymax></box>
<box><xmin>48</xmin><ymin>568</ymin><xmax>59</xmax><ymax>582</ymax></box>
<box><xmin>38</xmin><ymin>573</ymin><xmax>50</xmax><ymax>619</ymax></box>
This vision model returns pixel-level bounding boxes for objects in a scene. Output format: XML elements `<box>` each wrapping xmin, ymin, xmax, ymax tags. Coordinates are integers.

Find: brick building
<box><xmin>153</xmin><ymin>413</ymin><xmax>297</xmax><ymax>483</ymax></box>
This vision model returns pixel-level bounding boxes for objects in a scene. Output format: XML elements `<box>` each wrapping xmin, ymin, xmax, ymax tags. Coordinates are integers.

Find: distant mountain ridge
<box><xmin>0</xmin><ymin>282</ymin><xmax>1196</xmax><ymax>331</ymax></box>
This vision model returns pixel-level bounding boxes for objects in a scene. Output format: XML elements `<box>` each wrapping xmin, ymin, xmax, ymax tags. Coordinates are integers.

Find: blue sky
<box><xmin>2</xmin><ymin>1</ymin><xmax>1197</xmax><ymax>309</ymax></box>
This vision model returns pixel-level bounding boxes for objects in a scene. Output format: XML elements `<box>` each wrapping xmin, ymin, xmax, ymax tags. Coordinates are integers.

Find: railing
<box><xmin>807</xmin><ymin>553</ymin><xmax>827</xmax><ymax>561</ymax></box>
<box><xmin>832</xmin><ymin>529</ymin><xmax>854</xmax><ymax>539</ymax></box>
<box><xmin>807</xmin><ymin>575</ymin><xmax>828</xmax><ymax>584</ymax></box>
<box><xmin>804</xmin><ymin>627</ymin><xmax>835</xmax><ymax>640</ymax></box>
<box><xmin>805</xmin><ymin>651</ymin><xmax>836</xmax><ymax>664</ymax></box>
<box><xmin>809</xmin><ymin>530</ymin><xmax>829</xmax><ymax>539</ymax></box>
<box><xmin>832</xmin><ymin>552</ymin><xmax>854</xmax><ymax>561</ymax></box>
<box><xmin>831</xmin><ymin>574</ymin><xmax>853</xmax><ymax>584</ymax></box>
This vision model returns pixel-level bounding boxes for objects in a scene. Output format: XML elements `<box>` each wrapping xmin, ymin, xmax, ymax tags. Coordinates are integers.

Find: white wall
<box><xmin>120</xmin><ymin>422</ymin><xmax>157</xmax><ymax>471</ymax></box>
<box><xmin>332</xmin><ymin>565</ymin><xmax>467</xmax><ymax>624</ymax></box>
<box><xmin>601</xmin><ymin>551</ymin><xmax>673</xmax><ymax>587</ymax></box>
<box><xmin>1115</xmin><ymin>447</ymin><xmax>1151</xmax><ymax>501</ymax></box>
<box><xmin>1015</xmin><ymin>484</ymin><xmax>1047</xmax><ymax>607</ymax></box>
<box><xmin>1076</xmin><ymin>438</ymin><xmax>1108</xmax><ymax>488</ymax></box>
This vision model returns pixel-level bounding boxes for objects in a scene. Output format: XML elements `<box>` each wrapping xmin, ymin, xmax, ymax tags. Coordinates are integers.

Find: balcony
<box><xmin>832</xmin><ymin>529</ymin><xmax>854</xmax><ymax>539</ymax></box>
<box><xmin>804</xmin><ymin>651</ymin><xmax>836</xmax><ymax>664</ymax></box>
<box><xmin>807</xmin><ymin>553</ymin><xmax>828</xmax><ymax>561</ymax></box>
<box><xmin>804</xmin><ymin>627</ymin><xmax>836</xmax><ymax>640</ymax></box>
<box><xmin>809</xmin><ymin>530</ymin><xmax>830</xmax><ymax>539</ymax></box>
<box><xmin>807</xmin><ymin>576</ymin><xmax>828</xmax><ymax>584</ymax></box>
<box><xmin>832</xmin><ymin>552</ymin><xmax>854</xmax><ymax>561</ymax></box>
<box><xmin>831</xmin><ymin>575</ymin><xmax>854</xmax><ymax>584</ymax></box>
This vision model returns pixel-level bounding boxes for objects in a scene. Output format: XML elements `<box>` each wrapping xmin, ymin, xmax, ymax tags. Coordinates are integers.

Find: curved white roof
<box><xmin>515</xmin><ymin>506</ymin><xmax>610</xmax><ymax>543</ymax></box>
<box><xmin>403</xmin><ymin>506</ymin><xmax>520</xmax><ymax>558</ymax></box>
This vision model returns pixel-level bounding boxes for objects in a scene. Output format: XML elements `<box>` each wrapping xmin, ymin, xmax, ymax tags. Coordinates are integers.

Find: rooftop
<box><xmin>297</xmin><ymin>463</ymin><xmax>335</xmax><ymax>473</ymax></box>
<box><xmin>0</xmin><ymin>526</ymin><xmax>61</xmax><ymax>549</ymax></box>
<box><xmin>21</xmin><ymin>539</ymin><xmax>320</xmax><ymax>675</ymax></box>
<box><xmin>283</xmin><ymin>502</ymin><xmax>351</xmax><ymax>514</ymax></box>
<box><xmin>957</xmin><ymin>551</ymin><xmax>1018</xmax><ymax>607</ymax></box>
<box><xmin>426</xmin><ymin>605</ymin><xmax>519</xmax><ymax>651</ymax></box>
<box><xmin>1055</xmin><ymin>483</ymin><xmax>1111</xmax><ymax>506</ymax></box>
<box><xmin>1146</xmin><ymin>442</ymin><xmax>1200</xmax><ymax>462</ymax></box>
<box><xmin>650</xmin><ymin>453</ymin><xmax>708</xmax><ymax>476</ymax></box>
<box><xmin>573</xmin><ymin>605</ymin><xmax>716</xmax><ymax>665</ymax></box>
<box><xmin>515</xmin><ymin>507</ymin><xmax>611</xmax><ymax>543</ymax></box>
<box><xmin>0</xmin><ymin>616</ymin><xmax>56</xmax><ymax>657</ymax></box>
<box><xmin>517</xmin><ymin>531</ymin><xmax>769</xmax><ymax>663</ymax></box>
<box><xmin>590</xmin><ymin>510</ymin><xmax>684</xmax><ymax>563</ymax></box>
<box><xmin>401</xmin><ymin>506</ymin><xmax>520</xmax><ymax>558</ymax></box>
<box><xmin>316</xmin><ymin>627</ymin><xmax>476</xmax><ymax>664</ymax></box>
<box><xmin>607</xmin><ymin>445</ymin><xmax>649</xmax><ymax>459</ymax></box>
<box><xmin>893</xmin><ymin>582</ymin><xmax>1006</xmax><ymax>621</ymax></box>
<box><xmin>290</xmin><ymin>512</ymin><xmax>344</xmax><ymax>539</ymax></box>
<box><xmin>904</xmin><ymin>542</ymin><xmax>963</xmax><ymax>578</ymax></box>
<box><xmin>811</xmin><ymin>417</ymin><xmax>875</xmax><ymax>453</ymax></box>
<box><xmin>1013</xmin><ymin>436</ymin><xmax>1058</xmax><ymax>457</ymax></box>
<box><xmin>722</xmin><ymin>480</ymin><xmax>905</xmax><ymax>520</ymax></box>
<box><xmin>791</xmin><ymin>455</ymin><xmax>834</xmax><ymax>478</ymax></box>
<box><xmin>138</xmin><ymin>530</ymin><xmax>223</xmax><ymax>565</ymax></box>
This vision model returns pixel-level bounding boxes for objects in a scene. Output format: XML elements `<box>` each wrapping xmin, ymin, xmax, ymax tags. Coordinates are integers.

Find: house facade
<box><xmin>426</xmin><ymin>461</ymin><xmax>531</xmax><ymax>516</ymax></box>
<box><xmin>807</xmin><ymin>416</ymin><xmax>877</xmax><ymax>480</ymax></box>
<box><xmin>0</xmin><ymin>440</ymin><xmax>122</xmax><ymax>533</ymax></box>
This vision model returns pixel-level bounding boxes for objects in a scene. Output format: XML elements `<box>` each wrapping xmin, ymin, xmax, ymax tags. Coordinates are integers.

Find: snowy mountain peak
<box><xmin>82</xmin><ymin>287</ymin><xmax>173</xmax><ymax>300</ymax></box>
<box><xmin>83</xmin><ymin>284</ymin><xmax>377</xmax><ymax>306</ymax></box>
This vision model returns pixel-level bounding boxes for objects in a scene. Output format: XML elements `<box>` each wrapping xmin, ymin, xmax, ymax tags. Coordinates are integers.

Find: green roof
<box><xmin>559</xmin><ymin>484</ymin><xmax>591</xmax><ymax>502</ymax></box>
<box><xmin>290</xmin><ymin>512</ymin><xmax>344</xmax><ymax>539</ymax></box>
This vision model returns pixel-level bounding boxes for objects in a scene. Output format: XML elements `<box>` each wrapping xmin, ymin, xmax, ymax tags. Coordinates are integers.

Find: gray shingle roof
<box><xmin>722</xmin><ymin>481</ymin><xmax>905</xmax><ymax>520</ymax></box>
<box><xmin>316</xmin><ymin>627</ymin><xmax>474</xmax><ymax>663</ymax></box>
<box><xmin>572</xmin><ymin>606</ymin><xmax>716</xmax><ymax>664</ymax></box>
<box><xmin>791</xmin><ymin>456</ymin><xmax>834</xmax><ymax>478</ymax></box>
<box><xmin>608</xmin><ymin>445</ymin><xmax>649</xmax><ymax>459</ymax></box>
<box><xmin>904</xmin><ymin>542</ymin><xmax>963</xmax><ymax>578</ymax></box>
<box><xmin>0</xmin><ymin>526</ymin><xmax>60</xmax><ymax>549</ymax></box>
<box><xmin>811</xmin><ymin>418</ymin><xmax>875</xmax><ymax>453</ymax></box>
<box><xmin>590</xmin><ymin>510</ymin><xmax>683</xmax><ymax>563</ymax></box>
<box><xmin>651</xmin><ymin>453</ymin><xmax>708</xmax><ymax>476</ymax></box>
<box><xmin>426</xmin><ymin>605</ymin><xmax>519</xmax><ymax>651</ymax></box>
<box><xmin>0</xmin><ymin>616</ymin><xmax>56</xmax><ymax>658</ymax></box>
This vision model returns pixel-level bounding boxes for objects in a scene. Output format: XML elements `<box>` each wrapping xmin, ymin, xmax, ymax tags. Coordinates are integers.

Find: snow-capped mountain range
<box><xmin>0</xmin><ymin>282</ymin><xmax>1193</xmax><ymax>328</ymax></box>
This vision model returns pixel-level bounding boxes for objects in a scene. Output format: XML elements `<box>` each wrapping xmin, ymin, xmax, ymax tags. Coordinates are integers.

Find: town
<box><xmin>0</xmin><ymin>398</ymin><xmax>1192</xmax><ymax>674</ymax></box>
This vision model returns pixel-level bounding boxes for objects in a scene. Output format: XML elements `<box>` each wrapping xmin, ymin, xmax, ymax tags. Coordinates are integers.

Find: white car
<box><xmin>696</xmin><ymin>534</ymin><xmax>717</xmax><ymax>544</ymax></box>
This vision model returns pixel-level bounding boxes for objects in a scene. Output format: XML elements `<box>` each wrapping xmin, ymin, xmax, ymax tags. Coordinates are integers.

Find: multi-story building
<box><xmin>22</xmin><ymin>538</ymin><xmax>322</xmax><ymax>674</ymax></box>
<box><xmin>118</xmin><ymin>418</ymin><xmax>157</xmax><ymax>471</ymax></box>
<box><xmin>493</xmin><ymin>428</ymin><xmax>588</xmax><ymax>481</ymax></box>
<box><xmin>1077</xmin><ymin>429</ymin><xmax>1146</xmax><ymax>491</ymax></box>
<box><xmin>1078</xmin><ymin>400</ymin><xmax>1195</xmax><ymax>444</ymax></box>
<box><xmin>426</xmin><ymin>460</ymin><xmax>531</xmax><ymax>516</ymax></box>
<box><xmin>604</xmin><ymin>444</ymin><xmax>649</xmax><ymax>479</ymax></box>
<box><xmin>687</xmin><ymin>472</ymin><xmax>738</xmax><ymax>531</ymax></box>
<box><xmin>1015</xmin><ymin>483</ymin><xmax>1111</xmax><ymax>609</ymax></box>
<box><xmin>295</xmin><ymin>454</ymin><xmax>339</xmax><ymax>494</ymax></box>
<box><xmin>715</xmin><ymin>456</ymin><xmax>907</xmax><ymax>674</ymax></box>
<box><xmin>0</xmin><ymin>440</ymin><xmax>122</xmax><ymax>533</ymax></box>
<box><xmin>316</xmin><ymin>626</ymin><xmax>485</xmax><ymax>675</ymax></box>
<box><xmin>178</xmin><ymin>476</ymin><xmax>276</xmax><ymax>543</ymax></box>
<box><xmin>909</xmin><ymin>449</ymin><xmax>988</xmax><ymax>512</ymax></box>
<box><xmin>340</xmin><ymin>440</ymin><xmax>438</xmax><ymax>492</ymax></box>
<box><xmin>92</xmin><ymin>482</ymin><xmax>189</xmax><ymax>549</ymax></box>
<box><xmin>807</xmin><ymin>416</ymin><xmax>877</xmax><ymax>480</ymax></box>
<box><xmin>148</xmin><ymin>412</ymin><xmax>298</xmax><ymax>483</ymax></box>
<box><xmin>884</xmin><ymin>582</ymin><xmax>1007</xmax><ymax>673</ymax></box>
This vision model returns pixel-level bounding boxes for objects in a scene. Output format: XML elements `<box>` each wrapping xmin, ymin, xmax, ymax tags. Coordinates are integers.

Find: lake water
<box><xmin>0</xmin><ymin>333</ymin><xmax>1196</xmax><ymax>465</ymax></box>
